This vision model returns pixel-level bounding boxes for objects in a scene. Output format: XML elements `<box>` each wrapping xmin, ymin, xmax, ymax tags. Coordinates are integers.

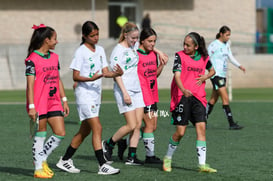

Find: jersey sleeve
<box><xmin>227</xmin><ymin>43</ymin><xmax>241</xmax><ymax>67</ymax></box>
<box><xmin>173</xmin><ymin>53</ymin><xmax>181</xmax><ymax>73</ymax></box>
<box><xmin>70</xmin><ymin>48</ymin><xmax>82</xmax><ymax>71</ymax></box>
<box><xmin>206</xmin><ymin>60</ymin><xmax>213</xmax><ymax>70</ymax></box>
<box><xmin>110</xmin><ymin>46</ymin><xmax>122</xmax><ymax>70</ymax></box>
<box><xmin>25</xmin><ymin>60</ymin><xmax>35</xmax><ymax>76</ymax></box>
<box><xmin>208</xmin><ymin>41</ymin><xmax>217</xmax><ymax>57</ymax></box>
<box><xmin>101</xmin><ymin>47</ymin><xmax>109</xmax><ymax>69</ymax></box>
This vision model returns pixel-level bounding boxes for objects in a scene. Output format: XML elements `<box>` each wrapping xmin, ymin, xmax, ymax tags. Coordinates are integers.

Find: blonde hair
<box><xmin>118</xmin><ymin>22</ymin><xmax>139</xmax><ymax>43</ymax></box>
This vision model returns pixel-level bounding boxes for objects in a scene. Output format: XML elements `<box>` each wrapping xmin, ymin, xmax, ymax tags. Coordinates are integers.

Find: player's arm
<box><xmin>172</xmin><ymin>53</ymin><xmax>192</xmax><ymax>97</ymax></box>
<box><xmin>196</xmin><ymin>60</ymin><xmax>215</xmax><ymax>85</ymax></box>
<box><xmin>72</xmin><ymin>69</ymin><xmax>103</xmax><ymax>82</ymax></box>
<box><xmin>156</xmin><ymin>54</ymin><xmax>164</xmax><ymax>77</ymax></box>
<box><xmin>59</xmin><ymin>79</ymin><xmax>69</xmax><ymax>117</ymax></box>
<box><xmin>102</xmin><ymin>64</ymin><xmax>123</xmax><ymax>78</ymax></box>
<box><xmin>114</xmin><ymin>76</ymin><xmax>131</xmax><ymax>105</ymax></box>
<box><xmin>154</xmin><ymin>47</ymin><xmax>168</xmax><ymax>65</ymax></box>
<box><xmin>227</xmin><ymin>43</ymin><xmax>246</xmax><ymax>73</ymax></box>
<box><xmin>174</xmin><ymin>71</ymin><xmax>192</xmax><ymax>97</ymax></box>
<box><xmin>26</xmin><ymin>75</ymin><xmax>36</xmax><ymax>120</ymax></box>
<box><xmin>25</xmin><ymin>60</ymin><xmax>36</xmax><ymax>120</ymax></box>
<box><xmin>228</xmin><ymin>53</ymin><xmax>246</xmax><ymax>73</ymax></box>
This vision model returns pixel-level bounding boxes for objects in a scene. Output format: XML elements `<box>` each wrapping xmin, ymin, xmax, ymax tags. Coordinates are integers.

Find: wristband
<box><xmin>62</xmin><ymin>97</ymin><xmax>68</xmax><ymax>102</ymax></box>
<box><xmin>29</xmin><ymin>104</ymin><xmax>35</xmax><ymax>109</ymax></box>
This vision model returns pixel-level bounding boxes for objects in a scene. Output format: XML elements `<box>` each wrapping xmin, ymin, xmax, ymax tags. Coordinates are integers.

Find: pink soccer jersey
<box><xmin>25</xmin><ymin>51</ymin><xmax>63</xmax><ymax>115</ymax></box>
<box><xmin>170</xmin><ymin>51</ymin><xmax>209</xmax><ymax>112</ymax></box>
<box><xmin>137</xmin><ymin>50</ymin><xmax>159</xmax><ymax>106</ymax></box>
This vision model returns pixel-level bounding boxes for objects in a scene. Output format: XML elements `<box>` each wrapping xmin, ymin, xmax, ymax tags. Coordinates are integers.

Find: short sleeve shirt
<box><xmin>70</xmin><ymin>44</ymin><xmax>108</xmax><ymax>104</ymax></box>
<box><xmin>110</xmin><ymin>43</ymin><xmax>141</xmax><ymax>93</ymax></box>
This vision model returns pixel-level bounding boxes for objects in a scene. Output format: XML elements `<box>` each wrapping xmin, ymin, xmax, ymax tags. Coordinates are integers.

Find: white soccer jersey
<box><xmin>208</xmin><ymin>39</ymin><xmax>240</xmax><ymax>78</ymax></box>
<box><xmin>110</xmin><ymin>43</ymin><xmax>141</xmax><ymax>93</ymax></box>
<box><xmin>70</xmin><ymin>44</ymin><xmax>108</xmax><ymax>104</ymax></box>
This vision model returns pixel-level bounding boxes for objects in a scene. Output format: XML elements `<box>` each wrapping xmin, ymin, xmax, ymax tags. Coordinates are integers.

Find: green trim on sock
<box><xmin>53</xmin><ymin>134</ymin><xmax>65</xmax><ymax>139</ymax></box>
<box><xmin>169</xmin><ymin>137</ymin><xmax>179</xmax><ymax>146</ymax></box>
<box><xmin>35</xmin><ymin>131</ymin><xmax>47</xmax><ymax>137</ymax></box>
<box><xmin>143</xmin><ymin>132</ymin><xmax>154</xmax><ymax>138</ymax></box>
<box><xmin>196</xmin><ymin>140</ymin><xmax>206</xmax><ymax>147</ymax></box>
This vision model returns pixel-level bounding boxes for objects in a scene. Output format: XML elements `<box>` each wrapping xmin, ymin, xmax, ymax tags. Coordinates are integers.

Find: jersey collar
<box><xmin>34</xmin><ymin>50</ymin><xmax>51</xmax><ymax>59</ymax></box>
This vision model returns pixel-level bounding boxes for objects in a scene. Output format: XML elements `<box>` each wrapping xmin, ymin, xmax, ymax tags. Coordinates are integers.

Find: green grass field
<box><xmin>1</xmin><ymin>88</ymin><xmax>273</xmax><ymax>180</ymax></box>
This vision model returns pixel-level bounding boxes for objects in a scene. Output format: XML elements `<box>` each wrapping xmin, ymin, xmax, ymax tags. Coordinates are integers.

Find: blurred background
<box><xmin>0</xmin><ymin>0</ymin><xmax>272</xmax><ymax>90</ymax></box>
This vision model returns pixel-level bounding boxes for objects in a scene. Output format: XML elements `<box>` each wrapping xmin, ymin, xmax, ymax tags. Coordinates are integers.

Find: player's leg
<box><xmin>206</xmin><ymin>77</ymin><xmax>220</xmax><ymax>118</ymax></box>
<box><xmin>163</xmin><ymin>125</ymin><xmax>186</xmax><ymax>172</ymax></box>
<box><xmin>195</xmin><ymin>122</ymin><xmax>217</xmax><ymax>173</ymax></box>
<box><xmin>218</xmin><ymin>87</ymin><xmax>243</xmax><ymax>130</ymax></box>
<box><xmin>102</xmin><ymin>110</ymin><xmax>137</xmax><ymax>163</ymax></box>
<box><xmin>125</xmin><ymin>107</ymin><xmax>144</xmax><ymax>165</ymax></box>
<box><xmin>143</xmin><ymin>105</ymin><xmax>161</xmax><ymax>164</ymax></box>
<box><xmin>33</xmin><ymin>117</ymin><xmax>51</xmax><ymax>178</ymax></box>
<box><xmin>87</xmin><ymin>117</ymin><xmax>120</xmax><ymax>175</ymax></box>
<box><xmin>56</xmin><ymin>120</ymin><xmax>91</xmax><ymax>173</ymax></box>
<box><xmin>194</xmin><ymin>98</ymin><xmax>217</xmax><ymax>173</ymax></box>
<box><xmin>43</xmin><ymin>114</ymin><xmax>65</xmax><ymax>176</ymax></box>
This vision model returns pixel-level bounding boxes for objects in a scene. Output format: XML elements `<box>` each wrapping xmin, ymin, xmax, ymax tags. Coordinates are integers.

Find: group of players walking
<box><xmin>25</xmin><ymin>21</ymin><xmax>245</xmax><ymax>178</ymax></box>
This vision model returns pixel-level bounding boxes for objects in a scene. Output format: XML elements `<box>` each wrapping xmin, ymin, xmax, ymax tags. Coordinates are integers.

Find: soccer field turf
<box><xmin>1</xmin><ymin>88</ymin><xmax>273</xmax><ymax>180</ymax></box>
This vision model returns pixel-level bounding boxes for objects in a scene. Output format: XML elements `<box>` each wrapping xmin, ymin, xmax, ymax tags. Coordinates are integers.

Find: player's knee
<box><xmin>127</xmin><ymin>122</ymin><xmax>137</xmax><ymax>131</ymax></box>
<box><xmin>54</xmin><ymin>130</ymin><xmax>66</xmax><ymax>137</ymax></box>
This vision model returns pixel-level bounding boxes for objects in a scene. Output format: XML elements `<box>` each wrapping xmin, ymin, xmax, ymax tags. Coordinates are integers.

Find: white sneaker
<box><xmin>56</xmin><ymin>157</ymin><xmax>80</xmax><ymax>173</ymax></box>
<box><xmin>98</xmin><ymin>163</ymin><xmax>120</xmax><ymax>175</ymax></box>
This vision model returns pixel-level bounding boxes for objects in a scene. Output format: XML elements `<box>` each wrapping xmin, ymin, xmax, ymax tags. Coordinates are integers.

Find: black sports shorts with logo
<box><xmin>171</xmin><ymin>96</ymin><xmax>206</xmax><ymax>126</ymax></box>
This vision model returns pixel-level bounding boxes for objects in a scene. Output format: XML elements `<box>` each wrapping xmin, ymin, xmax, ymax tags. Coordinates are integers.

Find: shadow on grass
<box><xmin>0</xmin><ymin>166</ymin><xmax>33</xmax><ymax>177</ymax></box>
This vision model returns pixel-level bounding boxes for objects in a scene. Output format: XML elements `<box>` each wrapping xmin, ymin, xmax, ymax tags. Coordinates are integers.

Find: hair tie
<box><xmin>32</xmin><ymin>24</ymin><xmax>46</xmax><ymax>30</ymax></box>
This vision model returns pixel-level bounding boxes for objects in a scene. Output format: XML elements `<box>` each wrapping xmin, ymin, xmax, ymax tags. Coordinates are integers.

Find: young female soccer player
<box><xmin>162</xmin><ymin>32</ymin><xmax>217</xmax><ymax>173</ymax></box>
<box><xmin>56</xmin><ymin>21</ymin><xmax>122</xmax><ymax>175</ymax></box>
<box><xmin>206</xmin><ymin>25</ymin><xmax>246</xmax><ymax>130</ymax></box>
<box><xmin>102</xmin><ymin>22</ymin><xmax>145</xmax><ymax>165</ymax></box>
<box><xmin>25</xmin><ymin>24</ymin><xmax>69</xmax><ymax>178</ymax></box>
<box><xmin>117</xmin><ymin>28</ymin><xmax>167</xmax><ymax>163</ymax></box>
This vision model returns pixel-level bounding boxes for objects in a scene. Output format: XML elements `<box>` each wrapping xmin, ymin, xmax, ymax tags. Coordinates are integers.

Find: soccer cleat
<box><xmin>42</xmin><ymin>161</ymin><xmax>54</xmax><ymax>176</ymax></box>
<box><xmin>145</xmin><ymin>156</ymin><xmax>163</xmax><ymax>164</ymax></box>
<box><xmin>163</xmin><ymin>156</ymin><xmax>172</xmax><ymax>172</ymax></box>
<box><xmin>56</xmin><ymin>157</ymin><xmax>80</xmax><ymax>173</ymax></box>
<box><xmin>229</xmin><ymin>122</ymin><xmax>244</xmax><ymax>130</ymax></box>
<box><xmin>34</xmin><ymin>169</ymin><xmax>53</xmax><ymax>179</ymax></box>
<box><xmin>98</xmin><ymin>163</ymin><xmax>120</xmax><ymax>175</ymax></box>
<box><xmin>102</xmin><ymin>140</ymin><xmax>113</xmax><ymax>164</ymax></box>
<box><xmin>117</xmin><ymin>139</ymin><xmax>127</xmax><ymax>160</ymax></box>
<box><xmin>125</xmin><ymin>156</ymin><xmax>144</xmax><ymax>165</ymax></box>
<box><xmin>198</xmin><ymin>164</ymin><xmax>217</xmax><ymax>173</ymax></box>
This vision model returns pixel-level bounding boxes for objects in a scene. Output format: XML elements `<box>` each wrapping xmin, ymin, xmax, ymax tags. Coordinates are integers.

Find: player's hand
<box><xmin>159</xmin><ymin>53</ymin><xmax>168</xmax><ymax>65</ymax></box>
<box><xmin>123</xmin><ymin>92</ymin><xmax>132</xmax><ymax>106</ymax></box>
<box><xmin>239</xmin><ymin>65</ymin><xmax>246</xmax><ymax>73</ymax></box>
<box><xmin>113</xmin><ymin>64</ymin><xmax>123</xmax><ymax>76</ymax></box>
<box><xmin>73</xmin><ymin>82</ymin><xmax>78</xmax><ymax>90</ymax></box>
<box><xmin>28</xmin><ymin>108</ymin><xmax>37</xmax><ymax>120</ymax></box>
<box><xmin>196</xmin><ymin>74</ymin><xmax>206</xmax><ymax>86</ymax></box>
<box><xmin>90</xmin><ymin>70</ymin><xmax>103</xmax><ymax>81</ymax></box>
<box><xmin>63</xmin><ymin>102</ymin><xmax>69</xmax><ymax>117</ymax></box>
<box><xmin>182</xmin><ymin>89</ymin><xmax>192</xmax><ymax>97</ymax></box>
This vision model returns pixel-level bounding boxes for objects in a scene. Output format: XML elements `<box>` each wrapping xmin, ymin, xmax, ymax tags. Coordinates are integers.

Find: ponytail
<box><xmin>216</xmin><ymin>25</ymin><xmax>231</xmax><ymax>39</ymax></box>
